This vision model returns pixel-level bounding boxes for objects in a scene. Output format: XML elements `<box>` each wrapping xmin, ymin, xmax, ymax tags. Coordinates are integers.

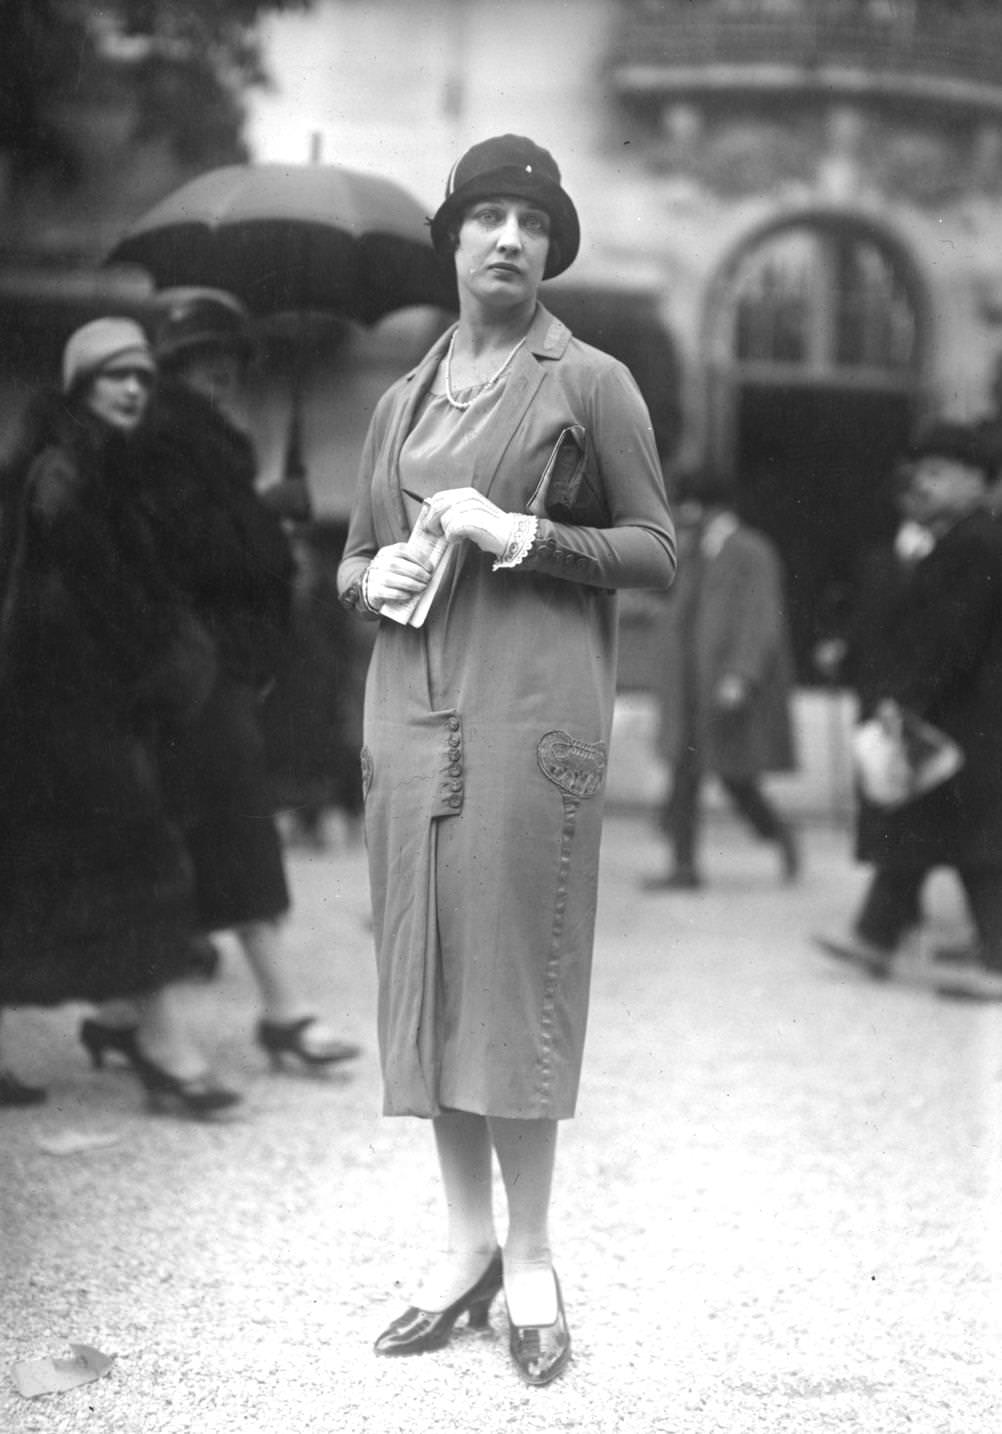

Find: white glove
<box><xmin>714</xmin><ymin>673</ymin><xmax>750</xmax><ymax>711</ymax></box>
<box><xmin>363</xmin><ymin>541</ymin><xmax>432</xmax><ymax>611</ymax></box>
<box><xmin>424</xmin><ymin>487</ymin><xmax>515</xmax><ymax>558</ymax></box>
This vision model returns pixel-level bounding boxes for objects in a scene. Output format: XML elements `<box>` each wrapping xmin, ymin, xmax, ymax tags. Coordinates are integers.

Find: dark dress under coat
<box><xmin>0</xmin><ymin>397</ymin><xmax>199</xmax><ymax>1005</ymax></box>
<box><xmin>856</xmin><ymin>508</ymin><xmax>1002</xmax><ymax>871</ymax></box>
<box><xmin>261</xmin><ymin>520</ymin><xmax>374</xmax><ymax>821</ymax></box>
<box><xmin>134</xmin><ymin>381</ymin><xmax>295</xmax><ymax>930</ymax></box>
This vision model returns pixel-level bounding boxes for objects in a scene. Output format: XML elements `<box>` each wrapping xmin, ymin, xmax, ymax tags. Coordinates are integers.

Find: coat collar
<box><xmin>400</xmin><ymin>302</ymin><xmax>571</xmax><ymax>388</ymax></box>
<box><xmin>382</xmin><ymin>303</ymin><xmax>571</xmax><ymax>517</ymax></box>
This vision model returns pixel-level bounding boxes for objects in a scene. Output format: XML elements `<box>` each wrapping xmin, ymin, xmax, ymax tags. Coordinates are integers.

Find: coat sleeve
<box><xmin>883</xmin><ymin>526</ymin><xmax>1002</xmax><ymax>718</ymax></box>
<box><xmin>518</xmin><ymin>360</ymin><xmax>676</xmax><ymax>591</ymax></box>
<box><xmin>21</xmin><ymin>447</ymin><xmax>189</xmax><ymax>706</ymax></box>
<box><xmin>715</xmin><ymin>535</ymin><xmax>787</xmax><ymax>688</ymax></box>
<box><xmin>336</xmin><ymin>392</ymin><xmax>390</xmax><ymax>616</ymax></box>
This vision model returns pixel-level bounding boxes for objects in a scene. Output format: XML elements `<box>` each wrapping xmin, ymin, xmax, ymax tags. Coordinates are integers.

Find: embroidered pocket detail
<box><xmin>537</xmin><ymin>730</ymin><xmax>607</xmax><ymax>800</ymax></box>
<box><xmin>360</xmin><ymin>746</ymin><xmax>374</xmax><ymax>801</ymax></box>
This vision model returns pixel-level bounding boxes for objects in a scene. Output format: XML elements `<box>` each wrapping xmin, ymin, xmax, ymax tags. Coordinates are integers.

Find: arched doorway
<box><xmin>704</xmin><ymin>214</ymin><xmax>928</xmax><ymax>679</ymax></box>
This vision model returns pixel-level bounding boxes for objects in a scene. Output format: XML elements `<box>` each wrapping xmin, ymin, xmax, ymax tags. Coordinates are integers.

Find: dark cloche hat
<box><xmin>429</xmin><ymin>134</ymin><xmax>580</xmax><ymax>280</ymax></box>
<box><xmin>154</xmin><ymin>287</ymin><xmax>256</xmax><ymax>369</ymax></box>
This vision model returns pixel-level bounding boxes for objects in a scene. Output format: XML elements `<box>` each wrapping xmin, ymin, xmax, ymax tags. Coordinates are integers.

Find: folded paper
<box><xmin>12</xmin><ymin>1343</ymin><xmax>115</xmax><ymax>1399</ymax></box>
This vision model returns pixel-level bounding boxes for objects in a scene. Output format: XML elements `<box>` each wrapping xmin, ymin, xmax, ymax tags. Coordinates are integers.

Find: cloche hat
<box><xmin>429</xmin><ymin>134</ymin><xmax>580</xmax><ymax>280</ymax></box>
<box><xmin>154</xmin><ymin>287</ymin><xmax>256</xmax><ymax>370</ymax></box>
<box><xmin>61</xmin><ymin>318</ymin><xmax>155</xmax><ymax>395</ymax></box>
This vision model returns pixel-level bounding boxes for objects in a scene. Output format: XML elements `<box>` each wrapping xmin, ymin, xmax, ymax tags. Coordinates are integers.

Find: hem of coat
<box><xmin>380</xmin><ymin>1097</ymin><xmax>577</xmax><ymax>1120</ymax></box>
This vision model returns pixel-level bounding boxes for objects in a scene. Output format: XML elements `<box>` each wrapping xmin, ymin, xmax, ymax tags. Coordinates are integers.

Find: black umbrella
<box><xmin>106</xmin><ymin>161</ymin><xmax>452</xmax><ymax>321</ymax></box>
<box><xmin>106</xmin><ymin>163</ymin><xmax>453</xmax><ymax>504</ymax></box>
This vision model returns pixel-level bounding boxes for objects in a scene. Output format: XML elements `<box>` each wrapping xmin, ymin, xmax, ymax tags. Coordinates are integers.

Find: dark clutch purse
<box><xmin>527</xmin><ymin>425</ymin><xmax>609</xmax><ymax>527</ymax></box>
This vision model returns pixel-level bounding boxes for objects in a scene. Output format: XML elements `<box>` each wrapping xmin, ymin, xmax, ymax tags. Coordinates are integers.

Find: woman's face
<box><xmin>454</xmin><ymin>196</ymin><xmax>550</xmax><ymax>310</ymax></box>
<box><xmin>85</xmin><ymin>361</ymin><xmax>153</xmax><ymax>433</ymax></box>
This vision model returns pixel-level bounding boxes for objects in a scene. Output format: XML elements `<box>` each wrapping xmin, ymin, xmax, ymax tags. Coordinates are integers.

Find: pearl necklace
<box><xmin>443</xmin><ymin>331</ymin><xmax>526</xmax><ymax>411</ymax></box>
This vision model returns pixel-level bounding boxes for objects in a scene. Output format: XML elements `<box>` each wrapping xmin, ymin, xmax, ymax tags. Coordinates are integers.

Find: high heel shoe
<box><xmin>129</xmin><ymin>1044</ymin><xmax>241</xmax><ymax>1120</ymax></box>
<box><xmin>255</xmin><ymin>1016</ymin><xmax>360</xmax><ymax>1071</ymax></box>
<box><xmin>79</xmin><ymin>1018</ymin><xmax>140</xmax><ymax>1071</ymax></box>
<box><xmin>507</xmin><ymin>1272</ymin><xmax>572</xmax><ymax>1386</ymax></box>
<box><xmin>374</xmin><ymin>1249</ymin><xmax>503</xmax><ymax>1356</ymax></box>
<box><xmin>185</xmin><ymin>933</ymin><xmax>222</xmax><ymax>982</ymax></box>
<box><xmin>0</xmin><ymin>1069</ymin><xmax>47</xmax><ymax>1107</ymax></box>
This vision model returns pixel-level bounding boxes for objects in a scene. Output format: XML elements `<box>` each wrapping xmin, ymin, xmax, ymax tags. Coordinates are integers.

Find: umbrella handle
<box><xmin>258</xmin><ymin>362</ymin><xmax>313</xmax><ymax>524</ymax></box>
<box><xmin>284</xmin><ymin>379</ymin><xmax>307</xmax><ymax>482</ymax></box>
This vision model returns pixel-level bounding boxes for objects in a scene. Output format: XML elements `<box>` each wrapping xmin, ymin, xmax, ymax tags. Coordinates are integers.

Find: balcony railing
<box><xmin>610</xmin><ymin>10</ymin><xmax>1002</xmax><ymax>98</ymax></box>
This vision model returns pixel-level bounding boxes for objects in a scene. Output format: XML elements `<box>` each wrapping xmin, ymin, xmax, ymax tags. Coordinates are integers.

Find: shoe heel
<box><xmin>467</xmin><ymin>1295</ymin><xmax>493</xmax><ymax>1330</ymax></box>
<box><xmin>255</xmin><ymin>1017</ymin><xmax>361</xmax><ymax>1071</ymax></box>
<box><xmin>79</xmin><ymin>1018</ymin><xmax>140</xmax><ymax>1071</ymax></box>
<box><xmin>131</xmin><ymin>1046</ymin><xmax>240</xmax><ymax>1120</ymax></box>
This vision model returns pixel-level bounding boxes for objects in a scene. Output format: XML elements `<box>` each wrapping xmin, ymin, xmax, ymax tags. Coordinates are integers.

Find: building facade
<box><xmin>5</xmin><ymin>0</ymin><xmax>1002</xmax><ymax>681</ymax></box>
<box><xmin>250</xmin><ymin>0</ymin><xmax>1002</xmax><ymax>671</ymax></box>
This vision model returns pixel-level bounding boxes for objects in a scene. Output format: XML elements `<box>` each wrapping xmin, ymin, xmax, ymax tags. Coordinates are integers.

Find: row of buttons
<box><xmin>442</xmin><ymin>714</ymin><xmax>463</xmax><ymax>810</ymax></box>
<box><xmin>536</xmin><ymin>537</ymin><xmax>594</xmax><ymax>574</ymax></box>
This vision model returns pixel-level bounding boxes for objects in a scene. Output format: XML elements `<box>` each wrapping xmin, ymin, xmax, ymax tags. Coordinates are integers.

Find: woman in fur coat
<box><xmin>0</xmin><ymin>318</ymin><xmax>237</xmax><ymax>1116</ymax></box>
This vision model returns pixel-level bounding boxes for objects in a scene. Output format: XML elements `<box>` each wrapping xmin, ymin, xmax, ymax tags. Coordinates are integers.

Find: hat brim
<box><xmin>100</xmin><ymin>344</ymin><xmax>155</xmax><ymax>374</ymax></box>
<box><xmin>73</xmin><ymin>344</ymin><xmax>155</xmax><ymax>392</ymax></box>
<box><xmin>429</xmin><ymin>169</ymin><xmax>579</xmax><ymax>281</ymax></box>
<box><xmin>156</xmin><ymin>332</ymin><xmax>256</xmax><ymax>368</ymax></box>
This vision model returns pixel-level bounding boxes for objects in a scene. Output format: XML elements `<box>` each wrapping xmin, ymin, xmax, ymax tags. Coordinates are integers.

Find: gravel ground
<box><xmin>1</xmin><ymin>812</ymin><xmax>999</xmax><ymax>1433</ymax></box>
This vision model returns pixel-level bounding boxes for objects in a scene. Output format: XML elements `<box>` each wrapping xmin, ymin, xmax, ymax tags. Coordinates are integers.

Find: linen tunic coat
<box><xmin>339</xmin><ymin>305</ymin><xmax>675</xmax><ymax>1119</ymax></box>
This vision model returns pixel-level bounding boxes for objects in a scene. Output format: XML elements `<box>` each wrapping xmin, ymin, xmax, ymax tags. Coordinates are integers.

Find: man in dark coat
<box><xmin>820</xmin><ymin>422</ymin><xmax>1002</xmax><ymax>1000</ymax></box>
<box><xmin>644</xmin><ymin>469</ymin><xmax>799</xmax><ymax>890</ymax></box>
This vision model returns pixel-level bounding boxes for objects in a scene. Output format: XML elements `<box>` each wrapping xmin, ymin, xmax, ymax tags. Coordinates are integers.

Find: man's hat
<box><xmin>154</xmin><ymin>287</ymin><xmax>255</xmax><ymax>369</ymax></box>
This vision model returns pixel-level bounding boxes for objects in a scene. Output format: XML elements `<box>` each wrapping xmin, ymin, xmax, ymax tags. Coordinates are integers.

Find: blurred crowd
<box><xmin>0</xmin><ymin>291</ymin><xmax>367</xmax><ymax>1113</ymax></box>
<box><xmin>810</xmin><ymin>416</ymin><xmax>1002</xmax><ymax>1000</ymax></box>
<box><xmin>640</xmin><ymin>404</ymin><xmax>1002</xmax><ymax>1005</ymax></box>
<box><xmin>4</xmin><ymin>284</ymin><xmax>1002</xmax><ymax>1127</ymax></box>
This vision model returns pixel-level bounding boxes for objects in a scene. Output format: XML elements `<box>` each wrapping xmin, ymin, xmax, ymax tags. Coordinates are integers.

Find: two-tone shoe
<box><xmin>0</xmin><ymin>1069</ymin><xmax>47</xmax><ymax>1107</ymax></box>
<box><xmin>129</xmin><ymin>1045</ymin><xmax>241</xmax><ymax>1120</ymax></box>
<box><xmin>374</xmin><ymin>1250</ymin><xmax>503</xmax><ymax>1356</ymax></box>
<box><xmin>507</xmin><ymin>1273</ymin><xmax>572</xmax><ymax>1387</ymax></box>
<box><xmin>256</xmin><ymin>1016</ymin><xmax>361</xmax><ymax>1071</ymax></box>
<box><xmin>934</xmin><ymin>960</ymin><xmax>1002</xmax><ymax>1001</ymax></box>
<box><xmin>813</xmin><ymin>932</ymin><xmax>894</xmax><ymax>979</ymax></box>
<box><xmin>79</xmin><ymin>1018</ymin><xmax>140</xmax><ymax>1070</ymax></box>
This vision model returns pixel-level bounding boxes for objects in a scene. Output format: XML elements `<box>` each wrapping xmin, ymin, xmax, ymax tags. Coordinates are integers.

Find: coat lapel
<box><xmin>375</xmin><ymin>327</ymin><xmax>455</xmax><ymax>538</ymax></box>
<box><xmin>475</xmin><ymin>305</ymin><xmax>570</xmax><ymax>502</ymax></box>
<box><xmin>374</xmin><ymin>304</ymin><xmax>573</xmax><ymax>520</ymax></box>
